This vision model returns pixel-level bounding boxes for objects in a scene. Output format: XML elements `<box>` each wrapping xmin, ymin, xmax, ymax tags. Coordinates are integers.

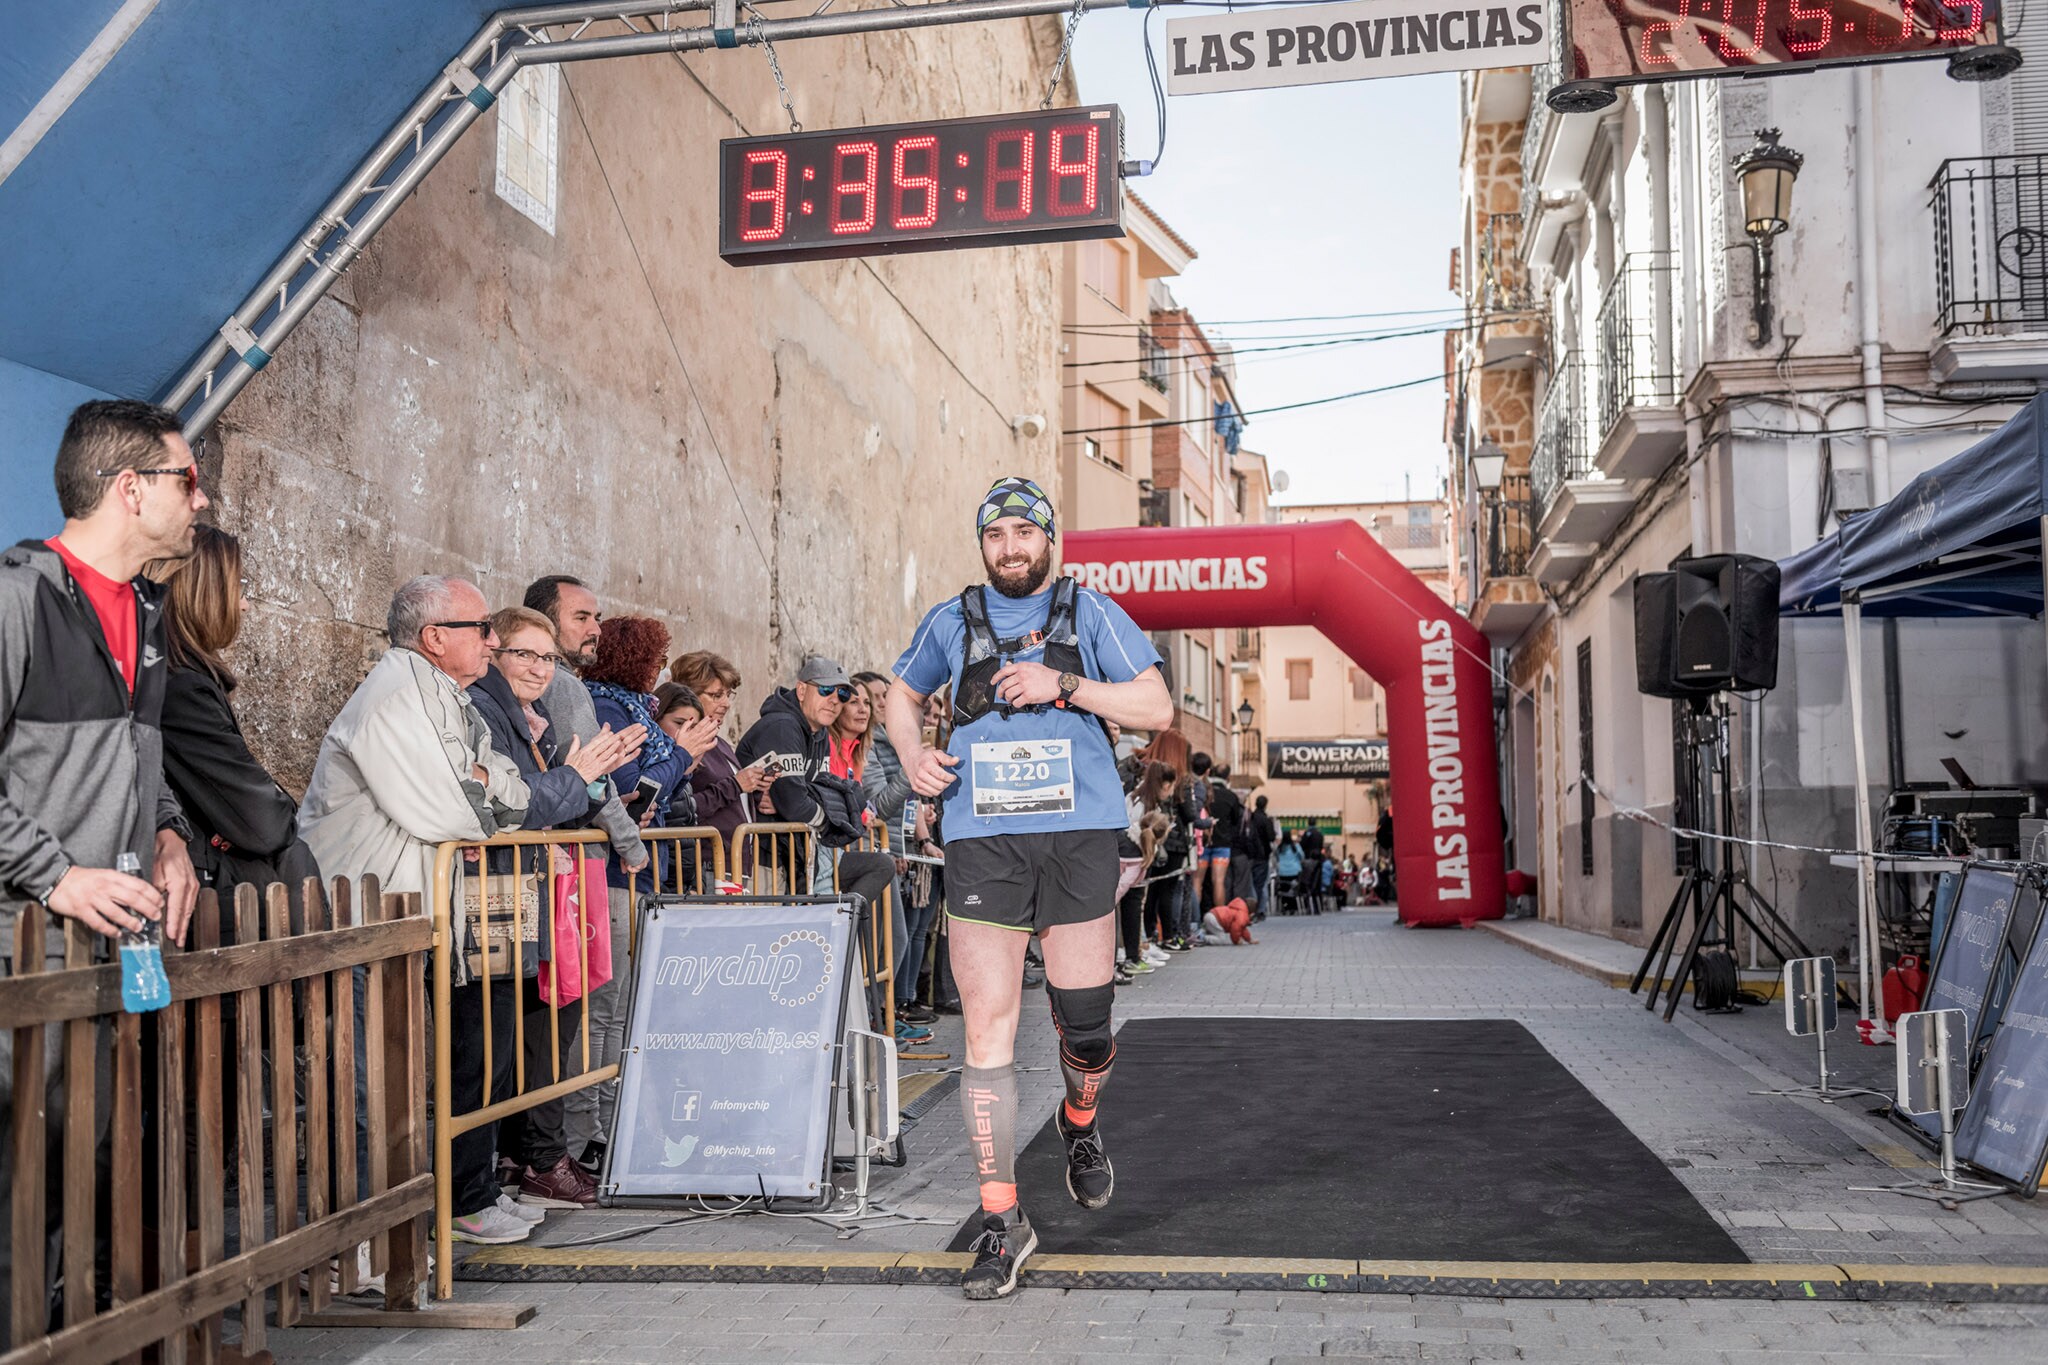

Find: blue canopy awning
<box><xmin>1779</xmin><ymin>395</ymin><xmax>2048</xmax><ymax>619</ymax></box>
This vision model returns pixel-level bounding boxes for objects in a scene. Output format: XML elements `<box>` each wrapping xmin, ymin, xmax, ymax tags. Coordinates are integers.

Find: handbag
<box><xmin>459</xmin><ymin>866</ymin><xmax>543</xmax><ymax>978</ymax></box>
<box><xmin>539</xmin><ymin>855</ymin><xmax>613</xmax><ymax>1005</ymax></box>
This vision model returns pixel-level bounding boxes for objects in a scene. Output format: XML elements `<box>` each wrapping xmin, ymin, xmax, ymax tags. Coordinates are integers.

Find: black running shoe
<box><xmin>1056</xmin><ymin>1109</ymin><xmax>1115</xmax><ymax>1209</ymax></box>
<box><xmin>961</xmin><ymin>1209</ymin><xmax>1037</xmax><ymax>1300</ymax></box>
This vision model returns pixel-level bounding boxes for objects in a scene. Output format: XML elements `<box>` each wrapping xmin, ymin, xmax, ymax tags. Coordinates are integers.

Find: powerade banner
<box><xmin>605</xmin><ymin>897</ymin><xmax>856</xmax><ymax>1201</ymax></box>
<box><xmin>1063</xmin><ymin>521</ymin><xmax>1502</xmax><ymax>927</ymax></box>
<box><xmin>1267</xmin><ymin>738</ymin><xmax>1391</xmax><ymax>780</ymax></box>
<box><xmin>1165</xmin><ymin>0</ymin><xmax>1551</xmax><ymax>96</ymax></box>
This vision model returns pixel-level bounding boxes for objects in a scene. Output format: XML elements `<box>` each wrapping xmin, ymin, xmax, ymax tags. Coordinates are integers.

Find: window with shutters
<box><xmin>1350</xmin><ymin>668</ymin><xmax>1374</xmax><ymax>702</ymax></box>
<box><xmin>1287</xmin><ymin>658</ymin><xmax>1312</xmax><ymax>701</ymax></box>
<box><xmin>1188</xmin><ymin>638</ymin><xmax>1211</xmax><ymax>716</ymax></box>
<box><xmin>1083</xmin><ymin>238</ymin><xmax>1130</xmax><ymax>312</ymax></box>
<box><xmin>2006</xmin><ymin>30</ymin><xmax>2048</xmax><ymax>154</ymax></box>
<box><xmin>1577</xmin><ymin>639</ymin><xmax>1594</xmax><ymax>877</ymax></box>
<box><xmin>1080</xmin><ymin>385</ymin><xmax>1127</xmax><ymax>471</ymax></box>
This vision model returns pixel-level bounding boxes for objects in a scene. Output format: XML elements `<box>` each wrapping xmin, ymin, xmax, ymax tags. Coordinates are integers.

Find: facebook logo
<box><xmin>672</xmin><ymin>1089</ymin><xmax>701</xmax><ymax>1123</ymax></box>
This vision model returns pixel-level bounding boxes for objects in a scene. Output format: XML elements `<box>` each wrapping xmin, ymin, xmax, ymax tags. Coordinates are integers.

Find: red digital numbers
<box><xmin>1936</xmin><ymin>0</ymin><xmax>1986</xmax><ymax>38</ymax></box>
<box><xmin>892</xmin><ymin>135</ymin><xmax>939</xmax><ymax>231</ymax></box>
<box><xmin>1047</xmin><ymin>123</ymin><xmax>1100</xmax><ymax>218</ymax></box>
<box><xmin>830</xmin><ymin>140</ymin><xmax>879</xmax><ymax>235</ymax></box>
<box><xmin>739</xmin><ymin>149</ymin><xmax>787</xmax><ymax>242</ymax></box>
<box><xmin>984</xmin><ymin>129</ymin><xmax>1036</xmax><ymax>223</ymax></box>
<box><xmin>1785</xmin><ymin>0</ymin><xmax>1833</xmax><ymax>53</ymax></box>
<box><xmin>1717</xmin><ymin>0</ymin><xmax>1766</xmax><ymax>57</ymax></box>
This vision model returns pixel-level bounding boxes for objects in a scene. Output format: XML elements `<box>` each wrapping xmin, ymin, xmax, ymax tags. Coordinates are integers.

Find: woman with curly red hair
<box><xmin>575</xmin><ymin>614</ymin><xmax>689</xmax><ymax>1169</ymax></box>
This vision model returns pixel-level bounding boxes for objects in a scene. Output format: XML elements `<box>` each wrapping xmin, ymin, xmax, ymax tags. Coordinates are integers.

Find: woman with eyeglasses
<box><xmin>147</xmin><ymin>524</ymin><xmax>321</xmax><ymax>929</ymax></box>
<box><xmin>670</xmin><ymin>650</ymin><xmax>768</xmax><ymax>860</ymax></box>
<box><xmin>465</xmin><ymin>606</ymin><xmax>642</xmax><ymax>1209</ymax></box>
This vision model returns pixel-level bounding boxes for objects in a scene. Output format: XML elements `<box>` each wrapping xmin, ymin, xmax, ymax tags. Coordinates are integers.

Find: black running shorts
<box><xmin>944</xmin><ymin>829</ymin><xmax>1119</xmax><ymax>934</ymax></box>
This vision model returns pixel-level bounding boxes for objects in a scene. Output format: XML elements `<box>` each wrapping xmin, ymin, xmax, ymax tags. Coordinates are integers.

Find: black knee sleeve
<box><xmin>1047</xmin><ymin>983</ymin><xmax>1115</xmax><ymax>1071</ymax></box>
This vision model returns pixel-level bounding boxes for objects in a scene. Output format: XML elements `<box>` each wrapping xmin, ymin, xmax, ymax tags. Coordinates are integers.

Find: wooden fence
<box><xmin>0</xmin><ymin>877</ymin><xmax>432</xmax><ymax>1364</ymax></box>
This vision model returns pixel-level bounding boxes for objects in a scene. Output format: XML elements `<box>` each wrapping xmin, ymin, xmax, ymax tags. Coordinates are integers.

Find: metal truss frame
<box><xmin>162</xmin><ymin>0</ymin><xmax>1145</xmax><ymax>438</ymax></box>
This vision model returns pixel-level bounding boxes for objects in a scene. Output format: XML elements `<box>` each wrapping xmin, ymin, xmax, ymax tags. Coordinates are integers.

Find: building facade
<box><xmin>201</xmin><ymin>19</ymin><xmax>1076</xmax><ymax>788</ymax></box>
<box><xmin>1447</xmin><ymin>45</ymin><xmax>2048</xmax><ymax>958</ymax></box>
<box><xmin>1055</xmin><ymin>214</ymin><xmax>1272</xmax><ymax>778</ymax></box>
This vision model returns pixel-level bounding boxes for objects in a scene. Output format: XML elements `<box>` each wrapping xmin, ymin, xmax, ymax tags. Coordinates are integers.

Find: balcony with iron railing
<box><xmin>1234</xmin><ymin>725</ymin><xmax>1264</xmax><ymax>783</ymax></box>
<box><xmin>1529</xmin><ymin>353</ymin><xmax>1635</xmax><ymax>586</ymax></box>
<box><xmin>1470</xmin><ymin>471</ymin><xmax>1543</xmax><ymax>642</ymax></box>
<box><xmin>1477</xmin><ymin>212</ymin><xmax>1544</xmax><ymax>367</ymax></box>
<box><xmin>1592</xmin><ymin>251</ymin><xmax>1683</xmax><ymax>480</ymax></box>
<box><xmin>1139</xmin><ymin>327</ymin><xmax>1171</xmax><ymax>393</ymax></box>
<box><xmin>1931</xmin><ymin>155</ymin><xmax>2048</xmax><ymax>381</ymax></box>
<box><xmin>1233</xmin><ymin>626</ymin><xmax>1262</xmax><ymax>664</ymax></box>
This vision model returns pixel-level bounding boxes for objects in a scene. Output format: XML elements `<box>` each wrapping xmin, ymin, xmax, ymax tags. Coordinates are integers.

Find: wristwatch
<box><xmin>1056</xmin><ymin>672</ymin><xmax>1082</xmax><ymax>708</ymax></box>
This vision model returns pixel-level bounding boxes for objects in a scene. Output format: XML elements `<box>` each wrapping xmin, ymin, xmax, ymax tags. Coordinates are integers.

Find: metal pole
<box><xmin>173</xmin><ymin>0</ymin><xmax>1143</xmax><ymax>437</ymax></box>
<box><xmin>1844</xmin><ymin>599</ymin><xmax>1880</xmax><ymax>1022</ymax></box>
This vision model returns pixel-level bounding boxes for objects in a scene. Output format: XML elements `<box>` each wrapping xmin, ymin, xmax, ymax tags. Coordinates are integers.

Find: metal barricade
<box><xmin>836</xmin><ymin>823</ymin><xmax>898</xmax><ymax>1038</ymax></box>
<box><xmin>729</xmin><ymin>821</ymin><xmax>815</xmax><ymax>897</ymax></box>
<box><xmin>426</xmin><ymin>826</ymin><xmax>724</xmax><ymax>1300</ymax></box>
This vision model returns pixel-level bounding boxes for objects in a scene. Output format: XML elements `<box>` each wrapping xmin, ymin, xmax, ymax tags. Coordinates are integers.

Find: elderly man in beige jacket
<box><xmin>300</xmin><ymin>574</ymin><xmax>547</xmax><ymax>1245</ymax></box>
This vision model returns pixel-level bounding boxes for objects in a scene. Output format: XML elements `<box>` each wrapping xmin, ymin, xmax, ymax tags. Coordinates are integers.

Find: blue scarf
<box><xmin>585</xmin><ymin>680</ymin><xmax>677</xmax><ymax>767</ymax></box>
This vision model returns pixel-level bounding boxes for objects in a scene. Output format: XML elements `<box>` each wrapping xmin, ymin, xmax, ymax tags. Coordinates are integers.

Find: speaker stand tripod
<box><xmin>1631</xmin><ymin>695</ymin><xmax>1832</xmax><ymax>1021</ymax></box>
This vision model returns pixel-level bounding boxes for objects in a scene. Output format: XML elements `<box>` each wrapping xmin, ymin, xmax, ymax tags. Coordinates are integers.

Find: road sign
<box><xmin>719</xmin><ymin>106</ymin><xmax>1124</xmax><ymax>265</ymax></box>
<box><xmin>1165</xmin><ymin>0</ymin><xmax>1551</xmax><ymax>96</ymax></box>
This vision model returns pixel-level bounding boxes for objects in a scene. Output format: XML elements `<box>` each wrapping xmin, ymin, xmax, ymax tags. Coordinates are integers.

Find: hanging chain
<box><xmin>744</xmin><ymin>4</ymin><xmax>802</xmax><ymax>131</ymax></box>
<box><xmin>1040</xmin><ymin>0</ymin><xmax>1091</xmax><ymax>109</ymax></box>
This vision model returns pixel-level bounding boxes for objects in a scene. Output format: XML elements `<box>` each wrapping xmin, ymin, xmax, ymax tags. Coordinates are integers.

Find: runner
<box><xmin>886</xmin><ymin>476</ymin><xmax>1172</xmax><ymax>1300</ymax></box>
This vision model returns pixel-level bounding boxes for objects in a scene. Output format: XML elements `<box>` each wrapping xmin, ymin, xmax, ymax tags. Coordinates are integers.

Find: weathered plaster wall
<box><xmin>205</xmin><ymin>22</ymin><xmax>1071</xmax><ymax>790</ymax></box>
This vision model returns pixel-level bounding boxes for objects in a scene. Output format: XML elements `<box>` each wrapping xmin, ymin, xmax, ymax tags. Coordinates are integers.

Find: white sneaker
<box><xmin>451</xmin><ymin>1204</ymin><xmax>533</xmax><ymax>1245</ymax></box>
<box><xmin>497</xmin><ymin>1192</ymin><xmax>545</xmax><ymax>1225</ymax></box>
<box><xmin>1142</xmin><ymin>947</ymin><xmax>1169</xmax><ymax>965</ymax></box>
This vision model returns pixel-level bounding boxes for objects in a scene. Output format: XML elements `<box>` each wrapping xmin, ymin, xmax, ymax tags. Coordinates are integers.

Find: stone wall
<box><xmin>202</xmin><ymin>22</ymin><xmax>1069</xmax><ymax>791</ymax></box>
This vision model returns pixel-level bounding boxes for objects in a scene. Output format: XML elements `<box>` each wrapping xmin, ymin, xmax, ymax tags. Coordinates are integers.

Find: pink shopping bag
<box><xmin>539</xmin><ymin>856</ymin><xmax>612</xmax><ymax>1005</ymax></box>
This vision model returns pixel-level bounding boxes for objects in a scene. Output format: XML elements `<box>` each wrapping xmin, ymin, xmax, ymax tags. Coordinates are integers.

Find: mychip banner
<box><xmin>604</xmin><ymin>896</ymin><xmax>857</xmax><ymax>1202</ymax></box>
<box><xmin>1165</xmin><ymin>0</ymin><xmax>1552</xmax><ymax>96</ymax></box>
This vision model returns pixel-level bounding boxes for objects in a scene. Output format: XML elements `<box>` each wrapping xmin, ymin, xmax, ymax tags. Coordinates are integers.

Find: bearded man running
<box><xmin>886</xmin><ymin>477</ymin><xmax>1172</xmax><ymax>1300</ymax></box>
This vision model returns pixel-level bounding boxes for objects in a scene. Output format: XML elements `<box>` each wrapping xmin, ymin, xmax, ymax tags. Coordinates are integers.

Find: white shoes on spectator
<box><xmin>498</xmin><ymin>1192</ymin><xmax>545</xmax><ymax>1224</ymax></box>
<box><xmin>1141</xmin><ymin>945</ymin><xmax>1170</xmax><ymax>966</ymax></box>
<box><xmin>451</xmin><ymin>1199</ymin><xmax>539</xmax><ymax>1244</ymax></box>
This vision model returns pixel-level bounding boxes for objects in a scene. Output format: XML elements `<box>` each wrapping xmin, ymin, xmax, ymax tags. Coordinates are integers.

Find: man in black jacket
<box><xmin>1204</xmin><ymin>766</ymin><xmax>1244</xmax><ymax>911</ymax></box>
<box><xmin>0</xmin><ymin>399</ymin><xmax>203</xmax><ymax>1342</ymax></box>
<box><xmin>1238</xmin><ymin>795</ymin><xmax>1278</xmax><ymax>920</ymax></box>
<box><xmin>736</xmin><ymin>656</ymin><xmax>898</xmax><ymax>1026</ymax></box>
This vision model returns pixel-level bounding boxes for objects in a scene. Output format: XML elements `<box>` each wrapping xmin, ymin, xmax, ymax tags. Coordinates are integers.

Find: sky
<box><xmin>1070</xmin><ymin>9</ymin><xmax>1463</xmax><ymax>508</ymax></box>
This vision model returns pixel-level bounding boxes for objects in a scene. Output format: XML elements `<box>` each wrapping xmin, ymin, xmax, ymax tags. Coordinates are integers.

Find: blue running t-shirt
<box><xmin>893</xmin><ymin>581</ymin><xmax>1162</xmax><ymax>840</ymax></box>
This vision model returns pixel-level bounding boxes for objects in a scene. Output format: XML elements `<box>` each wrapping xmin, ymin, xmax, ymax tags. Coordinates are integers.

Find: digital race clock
<box><xmin>718</xmin><ymin>105</ymin><xmax>1125</xmax><ymax>266</ymax></box>
<box><xmin>1553</xmin><ymin>0</ymin><xmax>2008</xmax><ymax>109</ymax></box>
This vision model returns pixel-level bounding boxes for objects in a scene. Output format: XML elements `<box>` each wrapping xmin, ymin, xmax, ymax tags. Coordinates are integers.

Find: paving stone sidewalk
<box><xmin>270</xmin><ymin>909</ymin><xmax>2048</xmax><ymax>1363</ymax></box>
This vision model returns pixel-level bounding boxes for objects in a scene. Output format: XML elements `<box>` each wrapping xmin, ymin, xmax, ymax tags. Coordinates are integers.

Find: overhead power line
<box><xmin>1063</xmin><ymin>355</ymin><xmax>1523</xmax><ymax>437</ymax></box>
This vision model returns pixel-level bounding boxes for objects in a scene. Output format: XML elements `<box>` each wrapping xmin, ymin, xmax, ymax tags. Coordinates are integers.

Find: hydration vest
<box><xmin>952</xmin><ymin>575</ymin><xmax>1092</xmax><ymax>727</ymax></box>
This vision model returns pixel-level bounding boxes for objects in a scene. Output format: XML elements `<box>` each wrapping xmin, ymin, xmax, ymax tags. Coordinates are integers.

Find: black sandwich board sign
<box><xmin>1956</xmin><ymin>870</ymin><xmax>2048</xmax><ymax>1193</ymax></box>
<box><xmin>1910</xmin><ymin>866</ymin><xmax>2044</xmax><ymax>1143</ymax></box>
<box><xmin>603</xmin><ymin>895</ymin><xmax>857</xmax><ymax>1205</ymax></box>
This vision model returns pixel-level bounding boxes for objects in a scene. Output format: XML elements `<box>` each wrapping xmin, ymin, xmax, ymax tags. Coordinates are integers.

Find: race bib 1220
<box><xmin>969</xmin><ymin>738</ymin><xmax>1076</xmax><ymax>819</ymax></box>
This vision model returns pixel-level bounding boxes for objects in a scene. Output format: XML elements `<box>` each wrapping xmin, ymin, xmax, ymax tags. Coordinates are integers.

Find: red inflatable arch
<box><xmin>1063</xmin><ymin>521</ymin><xmax>1503</xmax><ymax>928</ymax></box>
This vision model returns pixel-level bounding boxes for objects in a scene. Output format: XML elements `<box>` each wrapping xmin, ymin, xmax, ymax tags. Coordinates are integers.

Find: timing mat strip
<box><xmin>455</xmin><ymin>1247</ymin><xmax>2048</xmax><ymax>1302</ymax></box>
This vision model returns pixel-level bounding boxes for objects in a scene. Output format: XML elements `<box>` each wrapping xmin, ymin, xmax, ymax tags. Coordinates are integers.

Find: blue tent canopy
<box><xmin>1778</xmin><ymin>395</ymin><xmax>2048</xmax><ymax>619</ymax></box>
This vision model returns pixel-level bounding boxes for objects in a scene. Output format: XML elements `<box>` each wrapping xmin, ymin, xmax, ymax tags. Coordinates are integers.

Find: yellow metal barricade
<box><xmin>427</xmin><ymin>825</ymin><xmax>724</xmax><ymax>1300</ymax></box>
<box><xmin>729</xmin><ymin>820</ymin><xmax>814</xmax><ymax>896</ymax></box>
<box><xmin>837</xmin><ymin>822</ymin><xmax>898</xmax><ymax>1037</ymax></box>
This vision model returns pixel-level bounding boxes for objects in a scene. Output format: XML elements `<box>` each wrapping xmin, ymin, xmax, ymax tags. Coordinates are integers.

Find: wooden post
<box><xmin>111</xmin><ymin>1000</ymin><xmax>142</xmax><ymax>1365</ymax></box>
<box><xmin>232</xmin><ymin>886</ymin><xmax>266</xmax><ymax>1356</ymax></box>
<box><xmin>60</xmin><ymin>919</ymin><xmax>96</xmax><ymax>1331</ymax></box>
<box><xmin>10</xmin><ymin>905</ymin><xmax>47</xmax><ymax>1350</ymax></box>
<box><xmin>380</xmin><ymin>892</ymin><xmax>426</xmax><ymax>1310</ymax></box>
<box><xmin>300</xmin><ymin>879</ymin><xmax>332</xmax><ymax>1317</ymax></box>
<box><xmin>264</xmin><ymin>885</ymin><xmax>298</xmax><ymax>1329</ymax></box>
<box><xmin>327</xmin><ymin>877</ymin><xmax>359</xmax><ymax>1297</ymax></box>
<box><xmin>193</xmin><ymin>894</ymin><xmax>225</xmax><ymax>1361</ymax></box>
<box><xmin>156</xmin><ymin>924</ymin><xmax>188</xmax><ymax>1365</ymax></box>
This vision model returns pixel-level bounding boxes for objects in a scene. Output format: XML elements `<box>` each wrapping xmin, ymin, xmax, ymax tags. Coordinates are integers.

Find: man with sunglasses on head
<box><xmin>886</xmin><ymin>476</ymin><xmax>1173</xmax><ymax>1301</ymax></box>
<box><xmin>735</xmin><ymin>657</ymin><xmax>901</xmax><ymax>1028</ymax></box>
<box><xmin>0</xmin><ymin>399</ymin><xmax>208</xmax><ymax>1335</ymax></box>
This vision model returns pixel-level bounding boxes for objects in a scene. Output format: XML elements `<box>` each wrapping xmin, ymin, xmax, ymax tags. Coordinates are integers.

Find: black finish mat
<box><xmin>947</xmin><ymin>1017</ymin><xmax>1746</xmax><ymax>1264</ymax></box>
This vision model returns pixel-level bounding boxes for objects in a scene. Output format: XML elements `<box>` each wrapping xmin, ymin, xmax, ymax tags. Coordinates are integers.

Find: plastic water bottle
<box><xmin>116</xmin><ymin>851</ymin><xmax>170</xmax><ymax>1014</ymax></box>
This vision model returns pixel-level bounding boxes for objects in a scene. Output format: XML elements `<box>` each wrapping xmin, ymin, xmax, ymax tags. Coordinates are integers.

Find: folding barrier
<box><xmin>0</xmin><ymin>878</ymin><xmax>431</xmax><ymax>1362</ymax></box>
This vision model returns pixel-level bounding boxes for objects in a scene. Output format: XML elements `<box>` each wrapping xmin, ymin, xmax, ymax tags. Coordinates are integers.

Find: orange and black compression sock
<box><xmin>1048</xmin><ymin>983</ymin><xmax>1116</xmax><ymax>1129</ymax></box>
<box><xmin>961</xmin><ymin>1064</ymin><xmax>1019</xmax><ymax>1214</ymax></box>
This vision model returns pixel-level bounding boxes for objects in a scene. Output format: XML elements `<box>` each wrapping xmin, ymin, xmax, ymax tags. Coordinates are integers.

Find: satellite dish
<box><xmin>1272</xmin><ymin>470</ymin><xmax>1291</xmax><ymax>494</ymax></box>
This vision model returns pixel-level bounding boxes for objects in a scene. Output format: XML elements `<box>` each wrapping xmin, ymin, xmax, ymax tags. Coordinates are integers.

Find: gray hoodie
<box><xmin>0</xmin><ymin>539</ymin><xmax>189</xmax><ymax>942</ymax></box>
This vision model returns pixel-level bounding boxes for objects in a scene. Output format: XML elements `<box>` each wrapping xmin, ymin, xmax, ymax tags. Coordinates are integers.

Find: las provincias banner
<box><xmin>1165</xmin><ymin>0</ymin><xmax>1552</xmax><ymax>96</ymax></box>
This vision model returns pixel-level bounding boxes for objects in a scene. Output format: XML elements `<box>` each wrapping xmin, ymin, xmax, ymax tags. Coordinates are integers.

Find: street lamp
<box><xmin>1470</xmin><ymin>440</ymin><xmax>1507</xmax><ymax>495</ymax></box>
<box><xmin>1732</xmin><ymin>128</ymin><xmax>1803</xmax><ymax>347</ymax></box>
<box><xmin>1235</xmin><ymin>698</ymin><xmax>1254</xmax><ymax>730</ymax></box>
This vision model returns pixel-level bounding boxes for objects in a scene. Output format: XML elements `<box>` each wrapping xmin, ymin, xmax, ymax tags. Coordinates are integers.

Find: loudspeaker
<box><xmin>1633</xmin><ymin>554</ymin><xmax>1781</xmax><ymax>697</ymax></box>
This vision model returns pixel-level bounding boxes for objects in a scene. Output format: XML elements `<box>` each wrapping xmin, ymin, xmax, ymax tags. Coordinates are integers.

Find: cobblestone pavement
<box><xmin>271</xmin><ymin>909</ymin><xmax>2048</xmax><ymax>1363</ymax></box>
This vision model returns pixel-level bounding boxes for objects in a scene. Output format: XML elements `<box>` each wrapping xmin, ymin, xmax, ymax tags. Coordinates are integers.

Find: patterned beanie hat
<box><xmin>976</xmin><ymin>476</ymin><xmax>1056</xmax><ymax>541</ymax></box>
